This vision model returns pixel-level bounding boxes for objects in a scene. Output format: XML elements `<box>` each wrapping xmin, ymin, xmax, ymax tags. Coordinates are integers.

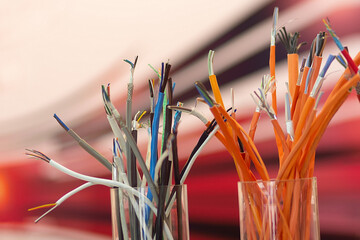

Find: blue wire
<box><xmin>319</xmin><ymin>55</ymin><xmax>335</xmax><ymax>78</ymax></box>
<box><xmin>195</xmin><ymin>84</ymin><xmax>213</xmax><ymax>107</ymax></box>
<box><xmin>53</xmin><ymin>114</ymin><xmax>69</xmax><ymax>131</ymax></box>
<box><xmin>146</xmin><ymin>91</ymin><xmax>164</xmax><ymax>222</ymax></box>
<box><xmin>304</xmin><ymin>68</ymin><xmax>313</xmax><ymax>95</ymax></box>
<box><xmin>173</xmin><ymin>106</ymin><xmax>182</xmax><ymax>132</ymax></box>
<box><xmin>159</xmin><ymin>62</ymin><xmax>164</xmax><ymax>92</ymax></box>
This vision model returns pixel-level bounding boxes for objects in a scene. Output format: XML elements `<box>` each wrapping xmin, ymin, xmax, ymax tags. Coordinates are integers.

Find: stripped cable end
<box><xmin>271</xmin><ymin>7</ymin><xmax>279</xmax><ymax>46</ymax></box>
<box><xmin>34</xmin><ymin>205</ymin><xmax>58</xmax><ymax>223</ymax></box>
<box><xmin>195</xmin><ymin>81</ymin><xmax>214</xmax><ymax>107</ymax></box>
<box><xmin>25</xmin><ymin>149</ymin><xmax>51</xmax><ymax>163</ymax></box>
<box><xmin>53</xmin><ymin>114</ymin><xmax>70</xmax><ymax>131</ymax></box>
<box><xmin>208</xmin><ymin>50</ymin><xmax>215</xmax><ymax>76</ymax></box>
<box><xmin>28</xmin><ymin>203</ymin><xmax>57</xmax><ymax>212</ymax></box>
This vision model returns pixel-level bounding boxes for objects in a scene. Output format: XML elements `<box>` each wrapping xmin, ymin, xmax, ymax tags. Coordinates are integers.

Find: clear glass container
<box><xmin>111</xmin><ymin>184</ymin><xmax>189</xmax><ymax>240</ymax></box>
<box><xmin>238</xmin><ymin>177</ymin><xmax>320</xmax><ymax>240</ymax></box>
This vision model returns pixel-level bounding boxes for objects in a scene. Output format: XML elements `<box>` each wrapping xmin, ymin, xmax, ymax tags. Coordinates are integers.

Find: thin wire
<box><xmin>208</xmin><ymin>50</ymin><xmax>215</xmax><ymax>76</ymax></box>
<box><xmin>277</xmin><ymin>27</ymin><xmax>306</xmax><ymax>54</ymax></box>
<box><xmin>52</xmin><ymin>114</ymin><xmax>112</xmax><ymax>171</ymax></box>
<box><xmin>310</xmin><ymin>55</ymin><xmax>335</xmax><ymax>98</ymax></box>
<box><xmin>271</xmin><ymin>7</ymin><xmax>278</xmax><ymax>46</ymax></box>
<box><xmin>194</xmin><ymin>81</ymin><xmax>214</xmax><ymax>107</ymax></box>
<box><xmin>53</xmin><ymin>114</ymin><xmax>69</xmax><ymax>131</ymax></box>
<box><xmin>27</xmin><ymin>150</ymin><xmax>158</xmax><ymax>214</ymax></box>
<box><xmin>167</xmin><ymin>105</ymin><xmax>208</xmax><ymax>125</ymax></box>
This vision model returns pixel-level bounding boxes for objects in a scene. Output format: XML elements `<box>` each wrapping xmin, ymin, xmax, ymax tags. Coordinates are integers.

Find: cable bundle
<box><xmin>25</xmin><ymin>7</ymin><xmax>360</xmax><ymax>240</ymax></box>
<box><xmin>193</xmin><ymin>9</ymin><xmax>360</xmax><ymax>240</ymax></box>
<box><xmin>26</xmin><ymin>55</ymin><xmax>232</xmax><ymax>239</ymax></box>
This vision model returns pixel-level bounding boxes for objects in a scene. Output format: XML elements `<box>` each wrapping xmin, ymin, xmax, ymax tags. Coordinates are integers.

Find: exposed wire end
<box><xmin>25</xmin><ymin>149</ymin><xmax>51</xmax><ymax>163</ymax></box>
<box><xmin>315</xmin><ymin>32</ymin><xmax>327</xmax><ymax>57</ymax></box>
<box><xmin>148</xmin><ymin>79</ymin><xmax>154</xmax><ymax>98</ymax></box>
<box><xmin>261</xmin><ymin>74</ymin><xmax>275</xmax><ymax>95</ymax></box>
<box><xmin>28</xmin><ymin>203</ymin><xmax>57</xmax><ymax>211</ymax></box>
<box><xmin>195</xmin><ymin>97</ymin><xmax>208</xmax><ymax>105</ymax></box>
<box><xmin>306</xmin><ymin>38</ymin><xmax>316</xmax><ymax>67</ymax></box>
<box><xmin>297</xmin><ymin>58</ymin><xmax>307</xmax><ymax>85</ymax></box>
<box><xmin>335</xmin><ymin>54</ymin><xmax>347</xmax><ymax>68</ymax></box>
<box><xmin>314</xmin><ymin>91</ymin><xmax>324</xmax><ymax>110</ymax></box>
<box><xmin>148</xmin><ymin>64</ymin><xmax>161</xmax><ymax>79</ymax></box>
<box><xmin>34</xmin><ymin>205</ymin><xmax>58</xmax><ymax>223</ymax></box>
<box><xmin>208</xmin><ymin>50</ymin><xmax>215</xmax><ymax>76</ymax></box>
<box><xmin>106</xmin><ymin>83</ymin><xmax>110</xmax><ymax>99</ymax></box>
<box><xmin>101</xmin><ymin>85</ymin><xmax>112</xmax><ymax>115</ymax></box>
<box><xmin>167</xmin><ymin>105</ymin><xmax>192</xmax><ymax>113</ymax></box>
<box><xmin>319</xmin><ymin>54</ymin><xmax>335</xmax><ymax>78</ymax></box>
<box><xmin>133</xmin><ymin>111</ymin><xmax>140</xmax><ymax>123</ymax></box>
<box><xmin>323</xmin><ymin>18</ymin><xmax>358</xmax><ymax>74</ymax></box>
<box><xmin>310</xmin><ymin>60</ymin><xmax>332</xmax><ymax>98</ymax></box>
<box><xmin>252</xmin><ymin>88</ymin><xmax>276</xmax><ymax>119</ymax></box>
<box><xmin>114</xmin><ymin>138</ymin><xmax>122</xmax><ymax>157</ymax></box>
<box><xmin>277</xmin><ymin>27</ymin><xmax>306</xmax><ymax>54</ymax></box>
<box><xmin>323</xmin><ymin>18</ymin><xmax>344</xmax><ymax>51</ymax></box>
<box><xmin>271</xmin><ymin>7</ymin><xmax>279</xmax><ymax>46</ymax></box>
<box><xmin>195</xmin><ymin>81</ymin><xmax>214</xmax><ymax>107</ymax></box>
<box><xmin>173</xmin><ymin>102</ymin><xmax>183</xmax><ymax>132</ymax></box>
<box><xmin>300</xmin><ymin>58</ymin><xmax>306</xmax><ymax>72</ymax></box>
<box><xmin>159</xmin><ymin>62</ymin><xmax>165</xmax><ymax>92</ymax></box>
<box><xmin>160</xmin><ymin>63</ymin><xmax>171</xmax><ymax>93</ymax></box>
<box><xmin>124</xmin><ymin>56</ymin><xmax>138</xmax><ymax>85</ymax></box>
<box><xmin>101</xmin><ymin>85</ymin><xmax>110</xmax><ymax>102</ymax></box>
<box><xmin>112</xmin><ymin>138</ymin><xmax>117</xmax><ymax>157</ymax></box>
<box><xmin>123</xmin><ymin>56</ymin><xmax>138</xmax><ymax>69</ymax></box>
<box><xmin>53</xmin><ymin>114</ymin><xmax>70</xmax><ymax>131</ymax></box>
<box><xmin>137</xmin><ymin>110</ymin><xmax>147</xmax><ymax>123</ymax></box>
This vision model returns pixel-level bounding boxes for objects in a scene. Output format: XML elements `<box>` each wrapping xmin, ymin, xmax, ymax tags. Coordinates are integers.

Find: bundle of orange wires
<box><xmin>195</xmin><ymin>8</ymin><xmax>360</xmax><ymax>240</ymax></box>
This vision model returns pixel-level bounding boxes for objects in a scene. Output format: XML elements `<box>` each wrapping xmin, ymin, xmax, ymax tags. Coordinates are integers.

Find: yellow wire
<box><xmin>137</xmin><ymin>110</ymin><xmax>147</xmax><ymax>123</ymax></box>
<box><xmin>28</xmin><ymin>203</ymin><xmax>56</xmax><ymax>211</ymax></box>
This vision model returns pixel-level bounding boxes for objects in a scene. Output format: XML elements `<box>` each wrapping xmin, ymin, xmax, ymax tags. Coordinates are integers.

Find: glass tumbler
<box><xmin>111</xmin><ymin>184</ymin><xmax>189</xmax><ymax>240</ymax></box>
<box><xmin>238</xmin><ymin>178</ymin><xmax>320</xmax><ymax>240</ymax></box>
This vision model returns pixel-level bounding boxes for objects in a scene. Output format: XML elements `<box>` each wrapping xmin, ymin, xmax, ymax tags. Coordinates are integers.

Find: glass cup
<box><xmin>238</xmin><ymin>177</ymin><xmax>320</xmax><ymax>240</ymax></box>
<box><xmin>111</xmin><ymin>184</ymin><xmax>189</xmax><ymax>240</ymax></box>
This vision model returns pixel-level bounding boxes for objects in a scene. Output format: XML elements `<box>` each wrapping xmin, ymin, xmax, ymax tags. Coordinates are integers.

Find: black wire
<box><xmin>160</xmin><ymin>63</ymin><xmax>171</xmax><ymax>93</ymax></box>
<box><xmin>278</xmin><ymin>27</ymin><xmax>306</xmax><ymax>54</ymax></box>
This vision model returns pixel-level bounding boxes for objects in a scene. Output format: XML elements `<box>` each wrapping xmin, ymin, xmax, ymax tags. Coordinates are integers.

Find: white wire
<box><xmin>49</xmin><ymin>160</ymin><xmax>157</xmax><ymax>213</ymax></box>
<box><xmin>34</xmin><ymin>182</ymin><xmax>95</xmax><ymax>223</ymax></box>
<box><xmin>57</xmin><ymin>182</ymin><xmax>95</xmax><ymax>205</ymax></box>
<box><xmin>190</xmin><ymin>109</ymin><xmax>208</xmax><ymax>124</ymax></box>
<box><xmin>49</xmin><ymin>159</ymin><xmax>174</xmax><ymax>240</ymax></box>
<box><xmin>112</xmin><ymin>164</ymin><xmax>129</xmax><ymax>240</ymax></box>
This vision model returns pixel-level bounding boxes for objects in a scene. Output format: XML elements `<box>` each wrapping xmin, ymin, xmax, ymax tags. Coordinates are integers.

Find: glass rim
<box><xmin>238</xmin><ymin>177</ymin><xmax>317</xmax><ymax>184</ymax></box>
<box><xmin>110</xmin><ymin>183</ymin><xmax>187</xmax><ymax>190</ymax></box>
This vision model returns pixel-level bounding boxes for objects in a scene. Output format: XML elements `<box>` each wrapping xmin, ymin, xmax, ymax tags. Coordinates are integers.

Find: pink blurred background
<box><xmin>0</xmin><ymin>0</ymin><xmax>359</xmax><ymax>239</ymax></box>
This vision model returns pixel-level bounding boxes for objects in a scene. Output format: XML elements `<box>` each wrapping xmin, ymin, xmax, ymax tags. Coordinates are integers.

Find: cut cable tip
<box><xmin>53</xmin><ymin>114</ymin><xmax>70</xmax><ymax>131</ymax></box>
